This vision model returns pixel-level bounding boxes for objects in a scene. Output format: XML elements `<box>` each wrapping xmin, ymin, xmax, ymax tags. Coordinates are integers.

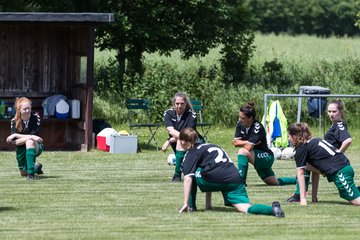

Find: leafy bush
<box><xmin>245</xmin><ymin>0</ymin><xmax>360</xmax><ymax>36</ymax></box>
<box><xmin>94</xmin><ymin>36</ymin><xmax>360</xmax><ymax>128</ymax></box>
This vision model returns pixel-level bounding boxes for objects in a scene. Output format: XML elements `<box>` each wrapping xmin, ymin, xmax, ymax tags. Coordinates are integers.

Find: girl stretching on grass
<box><xmin>287</xmin><ymin>99</ymin><xmax>353</xmax><ymax>202</ymax></box>
<box><xmin>6</xmin><ymin>97</ymin><xmax>44</xmax><ymax>180</ymax></box>
<box><xmin>233</xmin><ymin>102</ymin><xmax>296</xmax><ymax>186</ymax></box>
<box><xmin>178</xmin><ymin>128</ymin><xmax>284</xmax><ymax>217</ymax></box>
<box><xmin>287</xmin><ymin>122</ymin><xmax>360</xmax><ymax>206</ymax></box>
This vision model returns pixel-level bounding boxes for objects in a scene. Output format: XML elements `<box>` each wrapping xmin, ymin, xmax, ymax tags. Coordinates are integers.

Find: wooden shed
<box><xmin>0</xmin><ymin>12</ymin><xmax>114</xmax><ymax>150</ymax></box>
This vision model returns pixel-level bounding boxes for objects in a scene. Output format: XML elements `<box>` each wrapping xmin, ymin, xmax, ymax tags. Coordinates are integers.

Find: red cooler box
<box><xmin>96</xmin><ymin>128</ymin><xmax>117</xmax><ymax>151</ymax></box>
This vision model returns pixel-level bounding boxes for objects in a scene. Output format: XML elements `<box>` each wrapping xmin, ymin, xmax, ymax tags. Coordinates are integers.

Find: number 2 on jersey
<box><xmin>207</xmin><ymin>147</ymin><xmax>233</xmax><ymax>163</ymax></box>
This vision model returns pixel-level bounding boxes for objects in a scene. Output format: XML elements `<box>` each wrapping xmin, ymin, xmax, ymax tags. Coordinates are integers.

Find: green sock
<box><xmin>174</xmin><ymin>150</ymin><xmax>186</xmax><ymax>176</ymax></box>
<box><xmin>189</xmin><ymin>178</ymin><xmax>197</xmax><ymax>209</ymax></box>
<box><xmin>247</xmin><ymin>204</ymin><xmax>273</xmax><ymax>215</ymax></box>
<box><xmin>277</xmin><ymin>177</ymin><xmax>297</xmax><ymax>185</ymax></box>
<box><xmin>26</xmin><ymin>148</ymin><xmax>36</xmax><ymax>175</ymax></box>
<box><xmin>294</xmin><ymin>170</ymin><xmax>311</xmax><ymax>194</ymax></box>
<box><xmin>237</xmin><ymin>154</ymin><xmax>249</xmax><ymax>183</ymax></box>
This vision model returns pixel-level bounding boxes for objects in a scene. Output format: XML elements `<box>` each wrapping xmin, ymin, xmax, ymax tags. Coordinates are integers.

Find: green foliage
<box><xmin>94</xmin><ymin>58</ymin><xmax>121</xmax><ymax>96</ymax></box>
<box><xmin>0</xmin><ymin>0</ymin><xmax>101</xmax><ymax>12</ymax></box>
<box><xmin>95</xmin><ymin>0</ymin><xmax>256</xmax><ymax>88</ymax></box>
<box><xmin>246</xmin><ymin>0</ymin><xmax>360</xmax><ymax>36</ymax></box>
<box><xmin>94</xmin><ymin>34</ymin><xmax>360</xmax><ymax>129</ymax></box>
<box><xmin>220</xmin><ymin>32</ymin><xmax>255</xmax><ymax>84</ymax></box>
<box><xmin>356</xmin><ymin>1</ymin><xmax>360</xmax><ymax>28</ymax></box>
<box><xmin>94</xmin><ymin>60</ymin><xmax>227</xmax><ymax>126</ymax></box>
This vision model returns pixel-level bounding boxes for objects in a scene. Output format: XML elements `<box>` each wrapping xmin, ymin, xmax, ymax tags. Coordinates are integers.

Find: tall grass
<box><xmin>251</xmin><ymin>34</ymin><xmax>360</xmax><ymax>64</ymax></box>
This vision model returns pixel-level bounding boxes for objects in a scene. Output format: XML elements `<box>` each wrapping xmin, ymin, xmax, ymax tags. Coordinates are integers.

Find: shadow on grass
<box><xmin>0</xmin><ymin>206</ymin><xmax>17</xmax><ymax>212</ymax></box>
<box><xmin>35</xmin><ymin>175</ymin><xmax>62</xmax><ymax>180</ymax></box>
<box><xmin>209</xmin><ymin>206</ymin><xmax>235</xmax><ymax>212</ymax></box>
<box><xmin>313</xmin><ymin>200</ymin><xmax>351</xmax><ymax>205</ymax></box>
<box><xmin>137</xmin><ymin>142</ymin><xmax>160</xmax><ymax>152</ymax></box>
<box><xmin>250</xmin><ymin>183</ymin><xmax>272</xmax><ymax>187</ymax></box>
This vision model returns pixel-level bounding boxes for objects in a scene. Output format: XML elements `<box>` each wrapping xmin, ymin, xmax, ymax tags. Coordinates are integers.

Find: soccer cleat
<box><xmin>287</xmin><ymin>194</ymin><xmax>300</xmax><ymax>203</ymax></box>
<box><xmin>26</xmin><ymin>174</ymin><xmax>35</xmax><ymax>180</ymax></box>
<box><xmin>171</xmin><ymin>174</ymin><xmax>182</xmax><ymax>182</ymax></box>
<box><xmin>272</xmin><ymin>201</ymin><xmax>285</xmax><ymax>218</ymax></box>
<box><xmin>35</xmin><ymin>163</ymin><xmax>44</xmax><ymax>175</ymax></box>
<box><xmin>188</xmin><ymin>207</ymin><xmax>197</xmax><ymax>212</ymax></box>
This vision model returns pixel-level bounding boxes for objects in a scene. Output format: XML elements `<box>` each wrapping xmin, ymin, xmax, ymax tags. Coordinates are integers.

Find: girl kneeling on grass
<box><xmin>233</xmin><ymin>102</ymin><xmax>296</xmax><ymax>186</ymax></box>
<box><xmin>178</xmin><ymin>128</ymin><xmax>285</xmax><ymax>218</ymax></box>
<box><xmin>6</xmin><ymin>97</ymin><xmax>44</xmax><ymax>180</ymax></box>
<box><xmin>287</xmin><ymin>122</ymin><xmax>360</xmax><ymax>206</ymax></box>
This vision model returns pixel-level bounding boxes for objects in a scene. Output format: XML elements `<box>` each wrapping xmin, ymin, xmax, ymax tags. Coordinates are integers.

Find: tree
<box><xmin>356</xmin><ymin>0</ymin><xmax>360</xmax><ymax>28</ymax></box>
<box><xmin>1</xmin><ymin>0</ymin><xmax>257</xmax><ymax>90</ymax></box>
<box><xmin>0</xmin><ymin>0</ymin><xmax>35</xmax><ymax>11</ymax></box>
<box><xmin>95</xmin><ymin>0</ymin><xmax>257</xmax><ymax>90</ymax></box>
<box><xmin>246</xmin><ymin>0</ymin><xmax>360</xmax><ymax>37</ymax></box>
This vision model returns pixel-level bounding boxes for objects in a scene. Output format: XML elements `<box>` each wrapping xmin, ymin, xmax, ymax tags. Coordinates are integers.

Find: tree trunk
<box><xmin>115</xmin><ymin>45</ymin><xmax>126</xmax><ymax>93</ymax></box>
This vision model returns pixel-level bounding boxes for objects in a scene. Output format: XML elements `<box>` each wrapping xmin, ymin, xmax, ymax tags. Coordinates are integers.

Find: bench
<box><xmin>126</xmin><ymin>99</ymin><xmax>160</xmax><ymax>150</ymax></box>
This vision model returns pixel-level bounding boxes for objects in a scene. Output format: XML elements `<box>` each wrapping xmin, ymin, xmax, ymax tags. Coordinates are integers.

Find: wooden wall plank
<box><xmin>0</xmin><ymin>23</ymin><xmax>95</xmax><ymax>150</ymax></box>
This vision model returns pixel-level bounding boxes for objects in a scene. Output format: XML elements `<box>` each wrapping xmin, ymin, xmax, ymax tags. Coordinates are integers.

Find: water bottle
<box><xmin>6</xmin><ymin>106</ymin><xmax>13</xmax><ymax>118</ymax></box>
<box><xmin>0</xmin><ymin>100</ymin><xmax>5</xmax><ymax>119</ymax></box>
<box><xmin>42</xmin><ymin>100</ymin><xmax>49</xmax><ymax>119</ymax></box>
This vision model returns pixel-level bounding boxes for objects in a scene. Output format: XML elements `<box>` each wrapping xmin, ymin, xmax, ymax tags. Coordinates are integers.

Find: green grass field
<box><xmin>140</xmin><ymin>34</ymin><xmax>360</xmax><ymax>70</ymax></box>
<box><xmin>2</xmin><ymin>34</ymin><xmax>360</xmax><ymax>239</ymax></box>
<box><xmin>1</xmin><ymin>126</ymin><xmax>360</xmax><ymax>239</ymax></box>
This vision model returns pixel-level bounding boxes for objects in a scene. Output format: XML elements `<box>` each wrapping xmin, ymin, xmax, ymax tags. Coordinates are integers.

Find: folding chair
<box><xmin>126</xmin><ymin>99</ymin><xmax>160</xmax><ymax>150</ymax></box>
<box><xmin>191</xmin><ymin>100</ymin><xmax>212</xmax><ymax>142</ymax></box>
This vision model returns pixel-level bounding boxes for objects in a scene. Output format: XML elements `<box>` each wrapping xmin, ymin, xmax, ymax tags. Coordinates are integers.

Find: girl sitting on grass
<box><xmin>6</xmin><ymin>97</ymin><xmax>44</xmax><ymax>180</ymax></box>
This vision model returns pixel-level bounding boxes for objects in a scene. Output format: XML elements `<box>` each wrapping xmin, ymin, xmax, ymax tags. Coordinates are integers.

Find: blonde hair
<box><xmin>14</xmin><ymin>97</ymin><xmax>32</xmax><ymax>132</ymax></box>
<box><xmin>287</xmin><ymin>123</ymin><xmax>312</xmax><ymax>147</ymax></box>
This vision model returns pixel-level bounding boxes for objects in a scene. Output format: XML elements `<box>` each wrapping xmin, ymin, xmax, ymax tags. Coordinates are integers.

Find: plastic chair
<box><xmin>126</xmin><ymin>99</ymin><xmax>160</xmax><ymax>150</ymax></box>
<box><xmin>191</xmin><ymin>100</ymin><xmax>212</xmax><ymax>142</ymax></box>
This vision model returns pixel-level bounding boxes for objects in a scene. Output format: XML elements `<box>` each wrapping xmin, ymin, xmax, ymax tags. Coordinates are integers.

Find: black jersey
<box><xmin>182</xmin><ymin>143</ymin><xmax>242</xmax><ymax>184</ymax></box>
<box><xmin>324</xmin><ymin>121</ymin><xmax>351</xmax><ymax>150</ymax></box>
<box><xmin>163</xmin><ymin>108</ymin><xmax>204</xmax><ymax>150</ymax></box>
<box><xmin>294</xmin><ymin>138</ymin><xmax>349</xmax><ymax>176</ymax></box>
<box><xmin>234</xmin><ymin>119</ymin><xmax>273</xmax><ymax>156</ymax></box>
<box><xmin>11</xmin><ymin>113</ymin><xmax>40</xmax><ymax>135</ymax></box>
<box><xmin>163</xmin><ymin>108</ymin><xmax>197</xmax><ymax>131</ymax></box>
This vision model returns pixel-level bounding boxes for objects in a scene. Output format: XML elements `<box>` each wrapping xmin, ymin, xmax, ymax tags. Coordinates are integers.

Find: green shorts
<box><xmin>195</xmin><ymin>168</ymin><xmax>250</xmax><ymax>206</ymax></box>
<box><xmin>16</xmin><ymin>144</ymin><xmax>43</xmax><ymax>171</ymax></box>
<box><xmin>329</xmin><ymin>165</ymin><xmax>360</xmax><ymax>201</ymax></box>
<box><xmin>253</xmin><ymin>149</ymin><xmax>275</xmax><ymax>179</ymax></box>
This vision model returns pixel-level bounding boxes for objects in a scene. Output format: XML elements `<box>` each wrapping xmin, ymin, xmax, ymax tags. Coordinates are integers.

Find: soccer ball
<box><xmin>270</xmin><ymin>147</ymin><xmax>282</xmax><ymax>159</ymax></box>
<box><xmin>281</xmin><ymin>147</ymin><xmax>295</xmax><ymax>160</ymax></box>
<box><xmin>167</xmin><ymin>153</ymin><xmax>176</xmax><ymax>165</ymax></box>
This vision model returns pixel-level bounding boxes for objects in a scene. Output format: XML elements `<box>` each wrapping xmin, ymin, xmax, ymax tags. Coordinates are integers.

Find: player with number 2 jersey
<box><xmin>178</xmin><ymin>128</ymin><xmax>285</xmax><ymax>218</ymax></box>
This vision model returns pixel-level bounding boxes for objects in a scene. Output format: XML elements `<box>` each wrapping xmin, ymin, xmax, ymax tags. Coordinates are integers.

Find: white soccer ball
<box><xmin>167</xmin><ymin>153</ymin><xmax>176</xmax><ymax>165</ymax></box>
<box><xmin>281</xmin><ymin>147</ymin><xmax>295</xmax><ymax>160</ymax></box>
<box><xmin>270</xmin><ymin>147</ymin><xmax>282</xmax><ymax>159</ymax></box>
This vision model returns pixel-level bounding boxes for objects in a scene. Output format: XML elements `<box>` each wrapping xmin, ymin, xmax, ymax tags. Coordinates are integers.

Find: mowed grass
<box><xmin>1</xmin><ymin>127</ymin><xmax>360</xmax><ymax>239</ymax></box>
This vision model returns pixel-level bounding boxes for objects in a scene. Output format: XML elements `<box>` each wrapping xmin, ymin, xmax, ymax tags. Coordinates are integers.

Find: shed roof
<box><xmin>0</xmin><ymin>12</ymin><xmax>114</xmax><ymax>23</ymax></box>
